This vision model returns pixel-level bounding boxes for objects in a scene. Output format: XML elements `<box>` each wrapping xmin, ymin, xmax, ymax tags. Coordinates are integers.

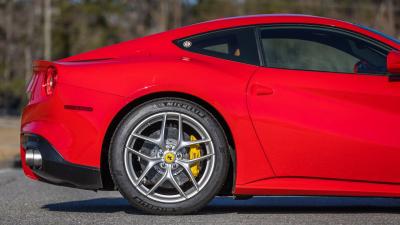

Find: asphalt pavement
<box><xmin>1</xmin><ymin>168</ymin><xmax>400</xmax><ymax>225</ymax></box>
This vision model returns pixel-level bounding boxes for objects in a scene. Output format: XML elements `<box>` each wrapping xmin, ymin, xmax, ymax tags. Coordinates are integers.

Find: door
<box><xmin>248</xmin><ymin>25</ymin><xmax>400</xmax><ymax>183</ymax></box>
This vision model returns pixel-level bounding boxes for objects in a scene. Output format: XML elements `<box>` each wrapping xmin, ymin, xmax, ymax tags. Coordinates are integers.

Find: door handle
<box><xmin>251</xmin><ymin>84</ymin><xmax>274</xmax><ymax>96</ymax></box>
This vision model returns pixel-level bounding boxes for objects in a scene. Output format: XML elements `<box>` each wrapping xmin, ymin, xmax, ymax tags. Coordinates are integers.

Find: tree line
<box><xmin>0</xmin><ymin>0</ymin><xmax>398</xmax><ymax>115</ymax></box>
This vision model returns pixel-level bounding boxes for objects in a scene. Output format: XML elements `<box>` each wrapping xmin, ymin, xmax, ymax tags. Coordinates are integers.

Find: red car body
<box><xmin>21</xmin><ymin>15</ymin><xmax>400</xmax><ymax>197</ymax></box>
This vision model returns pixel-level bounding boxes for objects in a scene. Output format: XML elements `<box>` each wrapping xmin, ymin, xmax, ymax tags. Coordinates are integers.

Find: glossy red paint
<box><xmin>249</xmin><ymin>68</ymin><xmax>400</xmax><ymax>183</ymax></box>
<box><xmin>21</xmin><ymin>15</ymin><xmax>400</xmax><ymax>197</ymax></box>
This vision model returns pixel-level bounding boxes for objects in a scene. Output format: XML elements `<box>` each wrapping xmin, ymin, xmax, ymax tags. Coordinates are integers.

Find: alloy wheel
<box><xmin>123</xmin><ymin>112</ymin><xmax>215</xmax><ymax>203</ymax></box>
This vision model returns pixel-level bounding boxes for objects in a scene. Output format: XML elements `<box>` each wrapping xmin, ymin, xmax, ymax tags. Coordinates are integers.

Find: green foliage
<box><xmin>53</xmin><ymin>0</ymin><xmax>125</xmax><ymax>59</ymax></box>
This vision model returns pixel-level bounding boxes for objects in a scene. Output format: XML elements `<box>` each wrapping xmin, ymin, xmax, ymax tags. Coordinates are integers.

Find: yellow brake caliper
<box><xmin>189</xmin><ymin>135</ymin><xmax>201</xmax><ymax>177</ymax></box>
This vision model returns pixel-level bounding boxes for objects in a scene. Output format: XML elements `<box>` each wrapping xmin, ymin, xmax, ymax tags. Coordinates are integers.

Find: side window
<box><xmin>259</xmin><ymin>26</ymin><xmax>389</xmax><ymax>74</ymax></box>
<box><xmin>176</xmin><ymin>27</ymin><xmax>260</xmax><ymax>65</ymax></box>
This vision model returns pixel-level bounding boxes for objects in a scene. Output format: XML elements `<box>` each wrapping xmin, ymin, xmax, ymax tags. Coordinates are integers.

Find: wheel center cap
<box><xmin>163</xmin><ymin>152</ymin><xmax>176</xmax><ymax>164</ymax></box>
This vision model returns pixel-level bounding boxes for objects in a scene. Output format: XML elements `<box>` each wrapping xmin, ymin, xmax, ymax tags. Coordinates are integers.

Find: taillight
<box><xmin>43</xmin><ymin>67</ymin><xmax>57</xmax><ymax>95</ymax></box>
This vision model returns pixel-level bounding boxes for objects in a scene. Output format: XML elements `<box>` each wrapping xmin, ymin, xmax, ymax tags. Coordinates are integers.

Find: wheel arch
<box><xmin>100</xmin><ymin>91</ymin><xmax>236</xmax><ymax>195</ymax></box>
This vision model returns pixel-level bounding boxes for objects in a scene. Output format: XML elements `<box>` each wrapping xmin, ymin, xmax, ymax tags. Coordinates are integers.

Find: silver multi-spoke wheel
<box><xmin>111</xmin><ymin>99</ymin><xmax>229</xmax><ymax>214</ymax></box>
<box><xmin>124</xmin><ymin>112</ymin><xmax>215</xmax><ymax>203</ymax></box>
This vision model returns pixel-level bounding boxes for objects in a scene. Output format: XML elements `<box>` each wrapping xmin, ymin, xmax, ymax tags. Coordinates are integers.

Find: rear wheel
<box><xmin>109</xmin><ymin>98</ymin><xmax>229</xmax><ymax>214</ymax></box>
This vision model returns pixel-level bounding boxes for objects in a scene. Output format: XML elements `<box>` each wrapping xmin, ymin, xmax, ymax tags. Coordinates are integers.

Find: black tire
<box><xmin>109</xmin><ymin>98</ymin><xmax>230</xmax><ymax>214</ymax></box>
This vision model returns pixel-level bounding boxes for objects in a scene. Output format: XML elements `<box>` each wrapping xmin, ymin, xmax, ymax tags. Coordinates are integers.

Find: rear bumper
<box><xmin>21</xmin><ymin>133</ymin><xmax>102</xmax><ymax>190</ymax></box>
<box><xmin>20</xmin><ymin>82</ymin><xmax>127</xmax><ymax>190</ymax></box>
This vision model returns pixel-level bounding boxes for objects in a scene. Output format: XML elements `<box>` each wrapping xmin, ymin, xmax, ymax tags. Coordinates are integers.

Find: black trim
<box><xmin>21</xmin><ymin>134</ymin><xmax>103</xmax><ymax>190</ymax></box>
<box><xmin>174</xmin><ymin>26</ymin><xmax>261</xmax><ymax>66</ymax></box>
<box><xmin>254</xmin><ymin>27</ymin><xmax>265</xmax><ymax>67</ymax></box>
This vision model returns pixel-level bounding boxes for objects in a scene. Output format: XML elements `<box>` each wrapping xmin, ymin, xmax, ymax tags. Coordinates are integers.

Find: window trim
<box><xmin>173</xmin><ymin>23</ymin><xmax>395</xmax><ymax>74</ymax></box>
<box><xmin>254</xmin><ymin>27</ymin><xmax>265</xmax><ymax>67</ymax></box>
<box><xmin>174</xmin><ymin>26</ymin><xmax>261</xmax><ymax>66</ymax></box>
<box><xmin>256</xmin><ymin>24</ymin><xmax>394</xmax><ymax>76</ymax></box>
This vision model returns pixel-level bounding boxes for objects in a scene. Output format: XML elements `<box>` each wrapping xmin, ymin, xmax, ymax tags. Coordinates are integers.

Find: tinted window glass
<box><xmin>176</xmin><ymin>27</ymin><xmax>260</xmax><ymax>65</ymax></box>
<box><xmin>260</xmin><ymin>27</ymin><xmax>389</xmax><ymax>74</ymax></box>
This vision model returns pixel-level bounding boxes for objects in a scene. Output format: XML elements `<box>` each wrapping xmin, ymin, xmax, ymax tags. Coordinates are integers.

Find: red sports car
<box><xmin>21</xmin><ymin>14</ymin><xmax>400</xmax><ymax>214</ymax></box>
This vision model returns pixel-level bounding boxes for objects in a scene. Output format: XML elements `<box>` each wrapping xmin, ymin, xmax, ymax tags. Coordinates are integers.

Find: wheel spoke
<box><xmin>159</xmin><ymin>113</ymin><xmax>167</xmax><ymax>148</ymax></box>
<box><xmin>179</xmin><ymin>139</ymin><xmax>211</xmax><ymax>149</ymax></box>
<box><xmin>176</xmin><ymin>161</ymin><xmax>199</xmax><ymax>191</ymax></box>
<box><xmin>126</xmin><ymin>146</ymin><xmax>154</xmax><ymax>161</ymax></box>
<box><xmin>146</xmin><ymin>171</ymin><xmax>168</xmax><ymax>196</ymax></box>
<box><xmin>181</xmin><ymin>153</ymin><xmax>214</xmax><ymax>164</ymax></box>
<box><xmin>167</xmin><ymin>167</ymin><xmax>187</xmax><ymax>199</ymax></box>
<box><xmin>131</xmin><ymin>133</ymin><xmax>160</xmax><ymax>146</ymax></box>
<box><xmin>136</xmin><ymin>160</ymin><xmax>160</xmax><ymax>185</ymax></box>
<box><xmin>176</xmin><ymin>113</ymin><xmax>183</xmax><ymax>150</ymax></box>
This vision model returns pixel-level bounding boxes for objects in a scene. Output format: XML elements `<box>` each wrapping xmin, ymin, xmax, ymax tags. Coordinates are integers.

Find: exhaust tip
<box><xmin>25</xmin><ymin>149</ymin><xmax>42</xmax><ymax>169</ymax></box>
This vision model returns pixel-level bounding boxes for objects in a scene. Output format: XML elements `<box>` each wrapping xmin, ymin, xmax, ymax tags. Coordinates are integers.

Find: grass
<box><xmin>0</xmin><ymin>117</ymin><xmax>20</xmax><ymax>164</ymax></box>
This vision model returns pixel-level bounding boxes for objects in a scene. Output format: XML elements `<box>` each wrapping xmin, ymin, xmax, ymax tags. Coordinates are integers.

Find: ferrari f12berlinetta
<box><xmin>21</xmin><ymin>14</ymin><xmax>400</xmax><ymax>214</ymax></box>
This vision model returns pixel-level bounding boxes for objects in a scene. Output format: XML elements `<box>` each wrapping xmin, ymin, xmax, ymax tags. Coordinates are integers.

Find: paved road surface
<box><xmin>1</xmin><ymin>169</ymin><xmax>400</xmax><ymax>225</ymax></box>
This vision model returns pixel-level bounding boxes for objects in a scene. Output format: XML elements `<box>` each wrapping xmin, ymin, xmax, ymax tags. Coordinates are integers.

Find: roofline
<box><xmin>168</xmin><ymin>14</ymin><xmax>355</xmax><ymax>36</ymax></box>
<box><xmin>202</xmin><ymin>14</ymin><xmax>333</xmax><ymax>23</ymax></box>
<box><xmin>165</xmin><ymin>14</ymin><xmax>399</xmax><ymax>48</ymax></box>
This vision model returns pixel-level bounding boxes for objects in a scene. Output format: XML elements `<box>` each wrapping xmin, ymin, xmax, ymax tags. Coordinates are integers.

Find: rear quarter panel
<box><xmin>57</xmin><ymin>51</ymin><xmax>275</xmax><ymax>185</ymax></box>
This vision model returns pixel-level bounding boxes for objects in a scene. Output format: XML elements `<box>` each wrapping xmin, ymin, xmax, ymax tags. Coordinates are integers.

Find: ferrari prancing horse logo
<box><xmin>164</xmin><ymin>152</ymin><xmax>176</xmax><ymax>164</ymax></box>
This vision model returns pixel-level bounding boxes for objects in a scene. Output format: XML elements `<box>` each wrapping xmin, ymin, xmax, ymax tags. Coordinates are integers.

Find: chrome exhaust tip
<box><xmin>25</xmin><ymin>149</ymin><xmax>42</xmax><ymax>169</ymax></box>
